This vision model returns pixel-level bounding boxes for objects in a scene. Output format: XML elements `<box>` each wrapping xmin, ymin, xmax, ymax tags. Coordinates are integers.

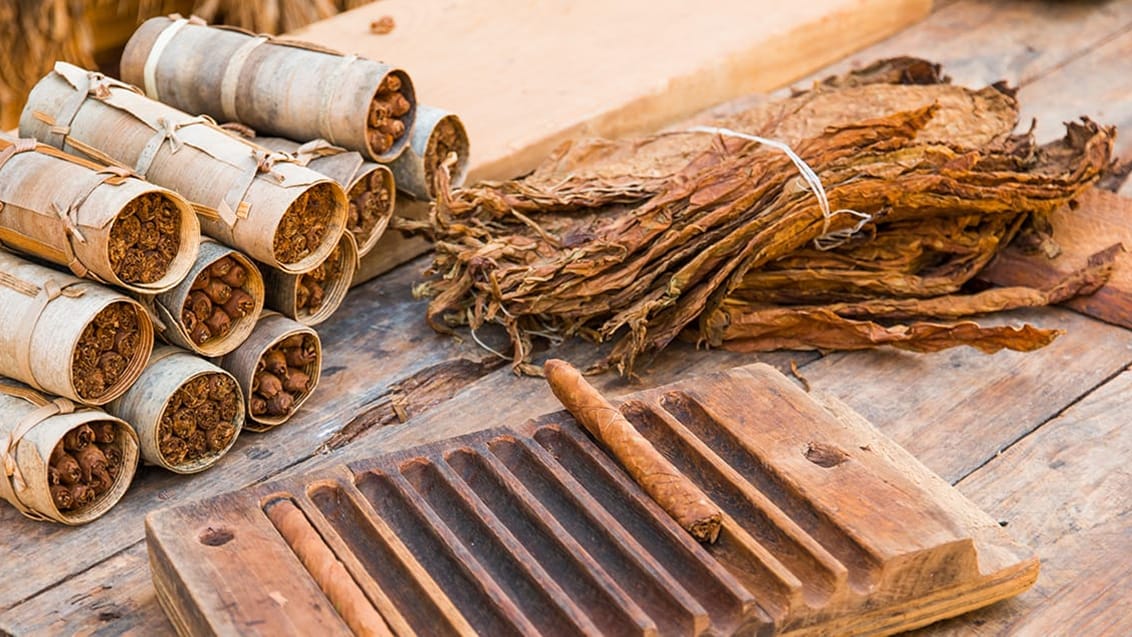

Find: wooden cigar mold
<box><xmin>146</xmin><ymin>364</ymin><xmax>1037</xmax><ymax>636</ymax></box>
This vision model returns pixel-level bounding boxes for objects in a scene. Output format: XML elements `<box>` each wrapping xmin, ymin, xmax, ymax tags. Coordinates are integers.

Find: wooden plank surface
<box><xmin>291</xmin><ymin>0</ymin><xmax>931</xmax><ymax>184</ymax></box>
<box><xmin>982</xmin><ymin>189</ymin><xmax>1132</xmax><ymax>331</ymax></box>
<box><xmin>4</xmin><ymin>1</ymin><xmax>1132</xmax><ymax>634</ymax></box>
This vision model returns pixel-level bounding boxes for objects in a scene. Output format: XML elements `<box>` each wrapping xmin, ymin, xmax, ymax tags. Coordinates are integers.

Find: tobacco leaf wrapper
<box><xmin>20</xmin><ymin>62</ymin><xmax>348</xmax><ymax>273</ymax></box>
<box><xmin>254</xmin><ymin>137</ymin><xmax>395</xmax><ymax>258</ymax></box>
<box><xmin>0</xmin><ymin>250</ymin><xmax>154</xmax><ymax>405</ymax></box>
<box><xmin>544</xmin><ymin>359</ymin><xmax>722</xmax><ymax>542</ymax></box>
<box><xmin>0</xmin><ymin>136</ymin><xmax>199</xmax><ymax>293</ymax></box>
<box><xmin>107</xmin><ymin>346</ymin><xmax>245</xmax><ymax>474</ymax></box>
<box><xmin>120</xmin><ymin>16</ymin><xmax>417</xmax><ymax>162</ymax></box>
<box><xmin>413</xmin><ymin>58</ymin><xmax>1114</xmax><ymax>375</ymax></box>
<box><xmin>0</xmin><ymin>381</ymin><xmax>139</xmax><ymax>525</ymax></box>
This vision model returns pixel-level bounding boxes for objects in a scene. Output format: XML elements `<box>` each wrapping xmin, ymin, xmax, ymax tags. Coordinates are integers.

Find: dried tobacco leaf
<box><xmin>414</xmin><ymin>58</ymin><xmax>1115</xmax><ymax>375</ymax></box>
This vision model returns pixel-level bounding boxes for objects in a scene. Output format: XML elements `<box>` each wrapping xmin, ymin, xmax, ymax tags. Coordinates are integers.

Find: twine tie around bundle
<box><xmin>0</xmin><ymin>382</ymin><xmax>78</xmax><ymax>519</ymax></box>
<box><xmin>686</xmin><ymin>126</ymin><xmax>872</xmax><ymax>250</ymax></box>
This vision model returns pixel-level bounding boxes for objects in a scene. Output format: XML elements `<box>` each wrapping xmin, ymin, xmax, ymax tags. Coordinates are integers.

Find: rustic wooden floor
<box><xmin>3</xmin><ymin>1</ymin><xmax>1131</xmax><ymax>634</ymax></box>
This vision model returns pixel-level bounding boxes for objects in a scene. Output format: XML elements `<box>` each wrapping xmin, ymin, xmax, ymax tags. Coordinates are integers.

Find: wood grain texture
<box><xmin>290</xmin><ymin>0</ymin><xmax>931</xmax><ymax>183</ymax></box>
<box><xmin>908</xmin><ymin>369</ymin><xmax>1132</xmax><ymax>635</ymax></box>
<box><xmin>799</xmin><ymin>307</ymin><xmax>1132</xmax><ymax>484</ymax></box>
<box><xmin>981</xmin><ymin>189</ymin><xmax>1132</xmax><ymax>330</ymax></box>
<box><xmin>144</xmin><ymin>364</ymin><xmax>1037</xmax><ymax>636</ymax></box>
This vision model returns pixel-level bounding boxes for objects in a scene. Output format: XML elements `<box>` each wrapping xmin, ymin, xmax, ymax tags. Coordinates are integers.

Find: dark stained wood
<box><xmin>145</xmin><ymin>364</ymin><xmax>1038</xmax><ymax>636</ymax></box>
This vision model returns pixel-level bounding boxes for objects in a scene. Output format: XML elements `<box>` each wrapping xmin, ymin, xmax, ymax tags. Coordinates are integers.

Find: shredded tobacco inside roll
<box><xmin>48</xmin><ymin>422</ymin><xmax>122</xmax><ymax>512</ymax></box>
<box><xmin>409</xmin><ymin>58</ymin><xmax>1115</xmax><ymax>375</ymax></box>
<box><xmin>347</xmin><ymin>169</ymin><xmax>392</xmax><ymax>247</ymax></box>
<box><xmin>297</xmin><ymin>243</ymin><xmax>345</xmax><ymax>315</ymax></box>
<box><xmin>274</xmin><ymin>183</ymin><xmax>337</xmax><ymax>264</ymax></box>
<box><xmin>182</xmin><ymin>256</ymin><xmax>257</xmax><ymax>347</ymax></box>
<box><xmin>72</xmin><ymin>303</ymin><xmax>142</xmax><ymax>400</ymax></box>
<box><xmin>157</xmin><ymin>373</ymin><xmax>241</xmax><ymax>466</ymax></box>
<box><xmin>108</xmin><ymin>192</ymin><xmax>182</xmax><ymax>284</ymax></box>
<box><xmin>250</xmin><ymin>333</ymin><xmax>316</xmax><ymax>419</ymax></box>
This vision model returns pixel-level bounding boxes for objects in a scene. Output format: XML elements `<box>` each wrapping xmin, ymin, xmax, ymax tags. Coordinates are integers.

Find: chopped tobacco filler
<box><xmin>409</xmin><ymin>57</ymin><xmax>1115</xmax><ymax>375</ymax></box>
<box><xmin>182</xmin><ymin>256</ymin><xmax>257</xmax><ymax>346</ymax></box>
<box><xmin>297</xmin><ymin>243</ymin><xmax>345</xmax><ymax>315</ymax></box>
<box><xmin>367</xmin><ymin>73</ymin><xmax>412</xmax><ymax>155</ymax></box>
<box><xmin>424</xmin><ymin>116</ymin><xmax>463</xmax><ymax>188</ymax></box>
<box><xmin>250</xmin><ymin>334</ymin><xmax>316</xmax><ymax>419</ymax></box>
<box><xmin>273</xmin><ymin>183</ymin><xmax>336</xmax><ymax>264</ymax></box>
<box><xmin>48</xmin><ymin>422</ymin><xmax>122</xmax><ymax>512</ymax></box>
<box><xmin>107</xmin><ymin>192</ymin><xmax>182</xmax><ymax>283</ymax></box>
<box><xmin>157</xmin><ymin>373</ymin><xmax>241</xmax><ymax>466</ymax></box>
<box><xmin>72</xmin><ymin>302</ymin><xmax>140</xmax><ymax>400</ymax></box>
<box><xmin>347</xmin><ymin>170</ymin><xmax>392</xmax><ymax>246</ymax></box>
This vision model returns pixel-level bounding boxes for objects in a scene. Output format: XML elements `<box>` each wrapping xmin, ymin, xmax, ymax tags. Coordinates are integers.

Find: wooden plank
<box><xmin>909</xmin><ymin>369</ymin><xmax>1132</xmax><ymax>635</ymax></box>
<box><xmin>799</xmin><ymin>307</ymin><xmax>1132</xmax><ymax>484</ymax></box>
<box><xmin>981</xmin><ymin>189</ymin><xmax>1132</xmax><ymax>330</ymax></box>
<box><xmin>291</xmin><ymin>0</ymin><xmax>931</xmax><ymax>184</ymax></box>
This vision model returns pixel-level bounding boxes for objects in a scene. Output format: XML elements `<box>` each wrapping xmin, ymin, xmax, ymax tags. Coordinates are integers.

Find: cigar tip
<box><xmin>543</xmin><ymin>358</ymin><xmax>571</xmax><ymax>375</ymax></box>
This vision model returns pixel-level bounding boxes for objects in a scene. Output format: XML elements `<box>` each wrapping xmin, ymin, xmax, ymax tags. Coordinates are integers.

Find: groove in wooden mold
<box><xmin>445</xmin><ymin>445</ymin><xmax>661</xmax><ymax>636</ymax></box>
<box><xmin>527</xmin><ymin>427</ymin><xmax>767</xmax><ymax>633</ymax></box>
<box><xmin>659</xmin><ymin>390</ymin><xmax>883</xmax><ymax>590</ymax></box>
<box><xmin>308</xmin><ymin>483</ymin><xmax>470</xmax><ymax>636</ymax></box>
<box><xmin>399</xmin><ymin>457</ymin><xmax>600</xmax><ymax>635</ymax></box>
<box><xmin>261</xmin><ymin>497</ymin><xmax>393</xmax><ymax>637</ymax></box>
<box><xmin>354</xmin><ymin>470</ymin><xmax>532</xmax><ymax>636</ymax></box>
<box><xmin>622</xmin><ymin>399</ymin><xmax>848</xmax><ymax>606</ymax></box>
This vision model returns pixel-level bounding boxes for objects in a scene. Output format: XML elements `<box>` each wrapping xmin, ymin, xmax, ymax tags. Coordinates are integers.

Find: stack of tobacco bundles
<box><xmin>410</xmin><ymin>58</ymin><xmax>1116</xmax><ymax>375</ymax></box>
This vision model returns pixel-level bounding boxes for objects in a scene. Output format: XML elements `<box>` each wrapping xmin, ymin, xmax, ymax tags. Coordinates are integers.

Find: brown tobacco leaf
<box><xmin>417</xmin><ymin>58</ymin><xmax>1115</xmax><ymax>375</ymax></box>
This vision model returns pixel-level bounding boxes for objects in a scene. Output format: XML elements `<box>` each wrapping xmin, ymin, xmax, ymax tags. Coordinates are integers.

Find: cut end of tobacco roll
<box><xmin>366</xmin><ymin>71</ymin><xmax>416</xmax><ymax>159</ymax></box>
<box><xmin>157</xmin><ymin>373</ymin><xmax>242</xmax><ymax>468</ymax></box>
<box><xmin>182</xmin><ymin>255</ymin><xmax>260</xmax><ymax>349</ymax></box>
<box><xmin>423</xmin><ymin>114</ymin><xmax>470</xmax><ymax>197</ymax></box>
<box><xmin>544</xmin><ymin>358</ymin><xmax>724</xmax><ymax>543</ymax></box>
<box><xmin>347</xmin><ymin>166</ymin><xmax>395</xmax><ymax>253</ymax></box>
<box><xmin>48</xmin><ymin>421</ymin><xmax>127</xmax><ymax>514</ymax></box>
<box><xmin>71</xmin><ymin>302</ymin><xmax>150</xmax><ymax>403</ymax></box>
<box><xmin>249</xmin><ymin>333</ymin><xmax>319</xmax><ymax>424</ymax></box>
<box><xmin>274</xmin><ymin>182</ymin><xmax>341</xmax><ymax>265</ymax></box>
<box><xmin>108</xmin><ymin>192</ymin><xmax>184</xmax><ymax>285</ymax></box>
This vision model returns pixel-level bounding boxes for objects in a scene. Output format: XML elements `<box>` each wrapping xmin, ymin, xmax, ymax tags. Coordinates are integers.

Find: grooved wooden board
<box><xmin>146</xmin><ymin>364</ymin><xmax>1036</xmax><ymax>636</ymax></box>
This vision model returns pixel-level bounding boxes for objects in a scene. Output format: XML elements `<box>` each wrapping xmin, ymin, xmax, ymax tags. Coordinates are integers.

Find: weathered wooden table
<box><xmin>3</xmin><ymin>1</ymin><xmax>1131</xmax><ymax>634</ymax></box>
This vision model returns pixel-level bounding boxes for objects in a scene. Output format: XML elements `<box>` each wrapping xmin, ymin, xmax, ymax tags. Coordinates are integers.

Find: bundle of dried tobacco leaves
<box><xmin>410</xmin><ymin>59</ymin><xmax>1116</xmax><ymax>375</ymax></box>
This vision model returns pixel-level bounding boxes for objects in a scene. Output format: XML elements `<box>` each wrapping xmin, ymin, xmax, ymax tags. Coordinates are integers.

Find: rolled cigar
<box><xmin>0</xmin><ymin>137</ymin><xmax>200</xmax><ymax>293</ymax></box>
<box><xmin>20</xmin><ymin>62</ymin><xmax>349</xmax><ymax>273</ymax></box>
<box><xmin>543</xmin><ymin>359</ymin><xmax>723</xmax><ymax>543</ymax></box>
<box><xmin>121</xmin><ymin>16</ymin><xmax>417</xmax><ymax>162</ymax></box>
<box><xmin>389</xmin><ymin>106</ymin><xmax>470</xmax><ymax>201</ymax></box>
<box><xmin>264</xmin><ymin>498</ymin><xmax>392</xmax><ymax>637</ymax></box>
<box><xmin>255</xmin><ymin>137</ymin><xmax>395</xmax><ymax>258</ymax></box>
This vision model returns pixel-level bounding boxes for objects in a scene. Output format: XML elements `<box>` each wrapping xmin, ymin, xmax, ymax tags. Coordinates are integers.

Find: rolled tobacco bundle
<box><xmin>145</xmin><ymin>240</ymin><xmax>265</xmax><ymax>356</ymax></box>
<box><xmin>0</xmin><ymin>251</ymin><xmax>154</xmax><ymax>405</ymax></box>
<box><xmin>410</xmin><ymin>58</ymin><xmax>1116</xmax><ymax>375</ymax></box>
<box><xmin>545</xmin><ymin>359</ymin><xmax>722</xmax><ymax>542</ymax></box>
<box><xmin>215</xmin><ymin>313</ymin><xmax>321</xmax><ymax>430</ymax></box>
<box><xmin>0</xmin><ymin>136</ymin><xmax>200</xmax><ymax>293</ymax></box>
<box><xmin>20</xmin><ymin>62</ymin><xmax>348</xmax><ymax>274</ymax></box>
<box><xmin>254</xmin><ymin>136</ymin><xmax>395</xmax><ymax>258</ymax></box>
<box><xmin>108</xmin><ymin>346</ymin><xmax>244</xmax><ymax>473</ymax></box>
<box><xmin>0</xmin><ymin>382</ymin><xmax>139</xmax><ymax>525</ymax></box>
<box><xmin>262</xmin><ymin>232</ymin><xmax>358</xmax><ymax>326</ymax></box>
<box><xmin>388</xmin><ymin>105</ymin><xmax>470</xmax><ymax>201</ymax></box>
<box><xmin>120</xmin><ymin>16</ymin><xmax>417</xmax><ymax>162</ymax></box>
